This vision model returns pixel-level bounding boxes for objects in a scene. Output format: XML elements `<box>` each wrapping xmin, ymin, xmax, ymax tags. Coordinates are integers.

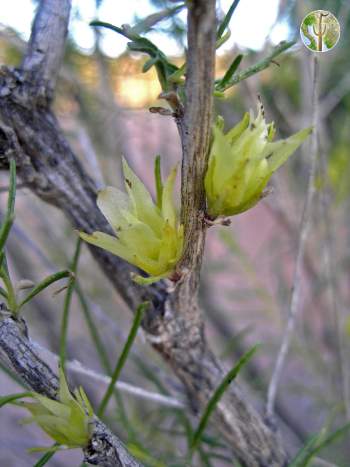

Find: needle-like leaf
<box><xmin>190</xmin><ymin>344</ymin><xmax>260</xmax><ymax>453</ymax></box>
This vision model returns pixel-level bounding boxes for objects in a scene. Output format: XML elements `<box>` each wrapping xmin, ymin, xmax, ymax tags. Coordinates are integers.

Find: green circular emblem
<box><xmin>300</xmin><ymin>10</ymin><xmax>340</xmax><ymax>52</ymax></box>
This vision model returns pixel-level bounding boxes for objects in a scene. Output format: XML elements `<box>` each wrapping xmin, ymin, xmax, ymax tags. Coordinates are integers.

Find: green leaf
<box><xmin>289</xmin><ymin>422</ymin><xmax>350</xmax><ymax>466</ymax></box>
<box><xmin>60</xmin><ymin>239</ymin><xmax>81</xmax><ymax>371</ymax></box>
<box><xmin>216</xmin><ymin>54</ymin><xmax>243</xmax><ymax>91</ymax></box>
<box><xmin>0</xmin><ymin>286</ymin><xmax>8</xmax><ymax>300</ymax></box>
<box><xmin>154</xmin><ymin>155</ymin><xmax>163</xmax><ymax>210</ymax></box>
<box><xmin>217</xmin><ymin>0</ymin><xmax>241</xmax><ymax>40</ymax></box>
<box><xmin>75</xmin><ymin>282</ymin><xmax>132</xmax><ymax>436</ymax></box>
<box><xmin>0</xmin><ymin>159</ymin><xmax>16</xmax><ymax>252</ymax></box>
<box><xmin>218</xmin><ymin>40</ymin><xmax>296</xmax><ymax>92</ymax></box>
<box><xmin>127</xmin><ymin>442</ymin><xmax>166</xmax><ymax>467</ymax></box>
<box><xmin>33</xmin><ymin>447</ymin><xmax>59</xmax><ymax>466</ymax></box>
<box><xmin>216</xmin><ymin>30</ymin><xmax>231</xmax><ymax>50</ymax></box>
<box><xmin>168</xmin><ymin>62</ymin><xmax>186</xmax><ymax>83</ymax></box>
<box><xmin>143</xmin><ymin>57</ymin><xmax>158</xmax><ymax>73</ymax></box>
<box><xmin>17</xmin><ymin>270</ymin><xmax>71</xmax><ymax>311</ymax></box>
<box><xmin>97</xmin><ymin>302</ymin><xmax>148</xmax><ymax>417</ymax></box>
<box><xmin>30</xmin><ymin>444</ymin><xmax>62</xmax><ymax>454</ymax></box>
<box><xmin>190</xmin><ymin>344</ymin><xmax>259</xmax><ymax>452</ymax></box>
<box><xmin>0</xmin><ymin>391</ymin><xmax>33</xmax><ymax>408</ymax></box>
<box><xmin>288</xmin><ymin>433</ymin><xmax>322</xmax><ymax>467</ymax></box>
<box><xmin>0</xmin><ymin>266</ymin><xmax>17</xmax><ymax>313</ymax></box>
<box><xmin>131</xmin><ymin>5</ymin><xmax>185</xmax><ymax>35</ymax></box>
<box><xmin>7</xmin><ymin>159</ymin><xmax>16</xmax><ymax>216</ymax></box>
<box><xmin>91</xmin><ymin>21</ymin><xmax>178</xmax><ymax>90</ymax></box>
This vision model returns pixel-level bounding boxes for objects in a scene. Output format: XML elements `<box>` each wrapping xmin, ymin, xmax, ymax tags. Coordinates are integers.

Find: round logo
<box><xmin>300</xmin><ymin>10</ymin><xmax>340</xmax><ymax>52</ymax></box>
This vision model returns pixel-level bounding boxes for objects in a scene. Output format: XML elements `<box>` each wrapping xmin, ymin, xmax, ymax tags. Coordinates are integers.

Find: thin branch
<box><xmin>266</xmin><ymin>55</ymin><xmax>319</xmax><ymax>420</ymax></box>
<box><xmin>320</xmin><ymin>73</ymin><xmax>350</xmax><ymax>118</ymax></box>
<box><xmin>0</xmin><ymin>183</ymin><xmax>26</xmax><ymax>193</ymax></box>
<box><xmin>0</xmin><ymin>317</ymin><xmax>142</xmax><ymax>467</ymax></box>
<box><xmin>21</xmin><ymin>0</ymin><xmax>71</xmax><ymax>102</ymax></box>
<box><xmin>160</xmin><ymin>3</ymin><xmax>288</xmax><ymax>465</ymax></box>
<box><xmin>318</xmin><ymin>140</ymin><xmax>350</xmax><ymax>420</ymax></box>
<box><xmin>175</xmin><ymin>0</ymin><xmax>216</xmax><ymax>283</ymax></box>
<box><xmin>219</xmin><ymin>40</ymin><xmax>296</xmax><ymax>91</ymax></box>
<box><xmin>313</xmin><ymin>457</ymin><xmax>338</xmax><ymax>467</ymax></box>
<box><xmin>31</xmin><ymin>340</ymin><xmax>185</xmax><ymax>409</ymax></box>
<box><xmin>77</xmin><ymin>127</ymin><xmax>105</xmax><ymax>190</ymax></box>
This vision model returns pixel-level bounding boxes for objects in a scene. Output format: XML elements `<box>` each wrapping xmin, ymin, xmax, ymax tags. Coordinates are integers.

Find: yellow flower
<box><xmin>205</xmin><ymin>106</ymin><xmax>312</xmax><ymax>218</ymax></box>
<box><xmin>20</xmin><ymin>367</ymin><xmax>93</xmax><ymax>449</ymax></box>
<box><xmin>80</xmin><ymin>158</ymin><xmax>184</xmax><ymax>285</ymax></box>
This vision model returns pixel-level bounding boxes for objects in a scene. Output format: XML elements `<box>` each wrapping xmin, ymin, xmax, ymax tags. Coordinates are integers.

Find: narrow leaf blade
<box><xmin>0</xmin><ymin>391</ymin><xmax>33</xmax><ymax>408</ymax></box>
<box><xmin>217</xmin><ymin>0</ymin><xmax>241</xmax><ymax>40</ymax></box>
<box><xmin>216</xmin><ymin>54</ymin><xmax>243</xmax><ymax>91</ymax></box>
<box><xmin>18</xmin><ymin>270</ymin><xmax>71</xmax><ymax>311</ymax></box>
<box><xmin>191</xmin><ymin>344</ymin><xmax>260</xmax><ymax>452</ymax></box>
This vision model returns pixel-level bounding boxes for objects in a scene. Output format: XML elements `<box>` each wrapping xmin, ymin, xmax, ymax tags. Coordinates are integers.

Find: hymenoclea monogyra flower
<box><xmin>205</xmin><ymin>105</ymin><xmax>312</xmax><ymax>219</ymax></box>
<box><xmin>80</xmin><ymin>157</ymin><xmax>183</xmax><ymax>285</ymax></box>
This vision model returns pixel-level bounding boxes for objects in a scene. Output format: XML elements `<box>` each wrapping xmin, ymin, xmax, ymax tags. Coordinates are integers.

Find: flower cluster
<box><xmin>80</xmin><ymin>158</ymin><xmax>183</xmax><ymax>285</ymax></box>
<box><xmin>204</xmin><ymin>106</ymin><xmax>312</xmax><ymax>218</ymax></box>
<box><xmin>80</xmin><ymin>105</ymin><xmax>310</xmax><ymax>285</ymax></box>
<box><xmin>20</xmin><ymin>368</ymin><xmax>93</xmax><ymax>449</ymax></box>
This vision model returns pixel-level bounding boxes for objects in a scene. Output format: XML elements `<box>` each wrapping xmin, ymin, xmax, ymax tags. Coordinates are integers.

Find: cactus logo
<box><xmin>300</xmin><ymin>10</ymin><xmax>340</xmax><ymax>52</ymax></box>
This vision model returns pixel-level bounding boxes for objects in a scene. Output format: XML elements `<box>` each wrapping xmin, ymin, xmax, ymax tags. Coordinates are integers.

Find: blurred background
<box><xmin>0</xmin><ymin>0</ymin><xmax>350</xmax><ymax>465</ymax></box>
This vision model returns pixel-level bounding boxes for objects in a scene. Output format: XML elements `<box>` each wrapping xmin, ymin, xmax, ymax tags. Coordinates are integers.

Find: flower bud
<box><xmin>20</xmin><ymin>367</ymin><xmax>93</xmax><ymax>449</ymax></box>
<box><xmin>80</xmin><ymin>158</ymin><xmax>183</xmax><ymax>285</ymax></box>
<box><xmin>205</xmin><ymin>106</ymin><xmax>312</xmax><ymax>218</ymax></box>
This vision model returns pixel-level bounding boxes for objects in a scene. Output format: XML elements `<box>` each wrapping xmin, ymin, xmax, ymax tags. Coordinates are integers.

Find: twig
<box><xmin>31</xmin><ymin>340</ymin><xmax>185</xmax><ymax>409</ymax></box>
<box><xmin>0</xmin><ymin>317</ymin><xmax>142</xmax><ymax>467</ymax></box>
<box><xmin>177</xmin><ymin>0</ymin><xmax>216</xmax><ymax>279</ymax></box>
<box><xmin>0</xmin><ymin>183</ymin><xmax>26</xmax><ymax>193</ymax></box>
<box><xmin>161</xmin><ymin>3</ymin><xmax>288</xmax><ymax>464</ymax></box>
<box><xmin>97</xmin><ymin>303</ymin><xmax>147</xmax><ymax>417</ymax></box>
<box><xmin>266</xmin><ymin>55</ymin><xmax>319</xmax><ymax>420</ymax></box>
<box><xmin>313</xmin><ymin>457</ymin><xmax>338</xmax><ymax>467</ymax></box>
<box><xmin>320</xmin><ymin>74</ymin><xmax>350</xmax><ymax>118</ymax></box>
<box><xmin>77</xmin><ymin>127</ymin><xmax>105</xmax><ymax>190</ymax></box>
<box><xmin>318</xmin><ymin>141</ymin><xmax>350</xmax><ymax>420</ymax></box>
<box><xmin>219</xmin><ymin>40</ymin><xmax>296</xmax><ymax>91</ymax></box>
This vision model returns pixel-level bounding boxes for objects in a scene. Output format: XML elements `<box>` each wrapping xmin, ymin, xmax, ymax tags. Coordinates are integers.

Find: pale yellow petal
<box><xmin>118</xmin><ymin>223</ymin><xmax>161</xmax><ymax>260</ymax></box>
<box><xmin>161</xmin><ymin>165</ymin><xmax>178</xmax><ymax>228</ymax></box>
<box><xmin>33</xmin><ymin>395</ymin><xmax>70</xmax><ymax>419</ymax></box>
<box><xmin>79</xmin><ymin>231</ymin><xmax>135</xmax><ymax>265</ymax></box>
<box><xmin>58</xmin><ymin>366</ymin><xmax>73</xmax><ymax>405</ymax></box>
<box><xmin>97</xmin><ymin>187</ymin><xmax>130</xmax><ymax>232</ymax></box>
<box><xmin>122</xmin><ymin>158</ymin><xmax>163</xmax><ymax>235</ymax></box>
<box><xmin>226</xmin><ymin>111</ymin><xmax>250</xmax><ymax>145</ymax></box>
<box><xmin>265</xmin><ymin>127</ymin><xmax>312</xmax><ymax>172</ymax></box>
